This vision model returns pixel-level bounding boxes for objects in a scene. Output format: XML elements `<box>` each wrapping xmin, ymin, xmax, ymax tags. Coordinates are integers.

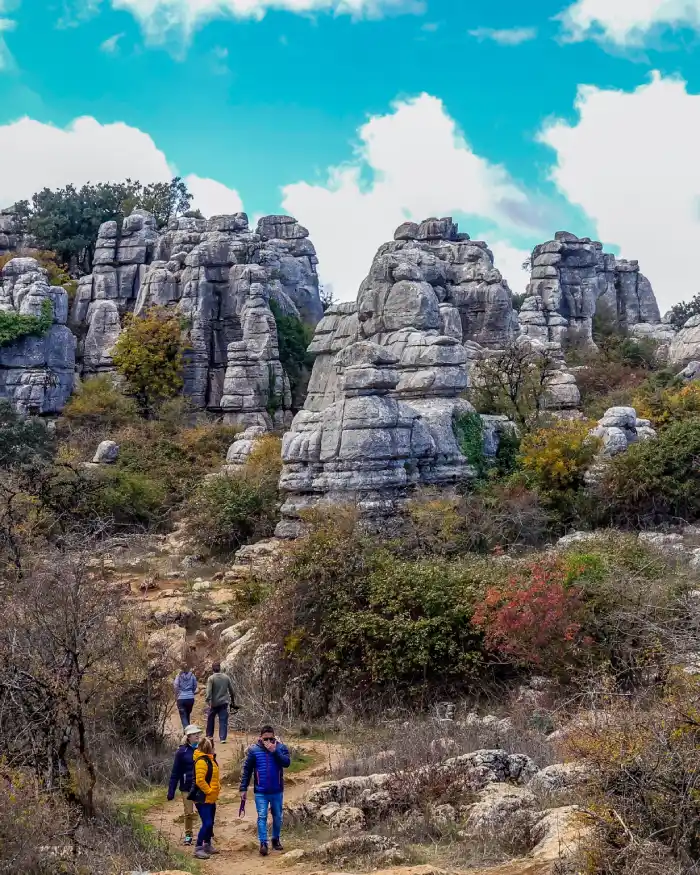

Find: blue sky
<box><xmin>1</xmin><ymin>0</ymin><xmax>700</xmax><ymax>308</ymax></box>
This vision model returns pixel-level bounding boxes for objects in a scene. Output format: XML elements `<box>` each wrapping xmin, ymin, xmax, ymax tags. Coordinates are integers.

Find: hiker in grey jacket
<box><xmin>205</xmin><ymin>662</ymin><xmax>237</xmax><ymax>743</ymax></box>
<box><xmin>174</xmin><ymin>665</ymin><xmax>198</xmax><ymax>730</ymax></box>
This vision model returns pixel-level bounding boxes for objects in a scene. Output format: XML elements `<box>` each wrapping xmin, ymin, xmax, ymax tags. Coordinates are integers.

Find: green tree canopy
<box><xmin>12</xmin><ymin>177</ymin><xmax>193</xmax><ymax>273</ymax></box>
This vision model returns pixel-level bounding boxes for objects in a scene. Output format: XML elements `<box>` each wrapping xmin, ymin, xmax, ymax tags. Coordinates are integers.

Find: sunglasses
<box><xmin>262</xmin><ymin>736</ymin><xmax>275</xmax><ymax>742</ymax></box>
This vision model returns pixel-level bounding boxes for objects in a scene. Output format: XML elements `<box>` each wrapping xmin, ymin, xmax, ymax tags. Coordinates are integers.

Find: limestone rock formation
<box><xmin>73</xmin><ymin>210</ymin><xmax>322</xmax><ymax>427</ymax></box>
<box><xmin>0</xmin><ymin>211</ymin><xmax>22</xmax><ymax>257</ymax></box>
<box><xmin>591</xmin><ymin>406</ymin><xmax>656</xmax><ymax>458</ymax></box>
<box><xmin>669</xmin><ymin>315</ymin><xmax>700</xmax><ymax>366</ymax></box>
<box><xmin>521</xmin><ymin>232</ymin><xmax>662</xmax><ymax>347</ymax></box>
<box><xmin>277</xmin><ymin>218</ymin><xmax>501</xmax><ymax>537</ymax></box>
<box><xmin>0</xmin><ymin>257</ymin><xmax>75</xmax><ymax>414</ymax></box>
<box><xmin>92</xmin><ymin>440</ymin><xmax>119</xmax><ymax>464</ymax></box>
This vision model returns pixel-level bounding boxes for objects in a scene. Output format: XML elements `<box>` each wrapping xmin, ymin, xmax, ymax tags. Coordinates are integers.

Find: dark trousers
<box><xmin>177</xmin><ymin>698</ymin><xmax>194</xmax><ymax>730</ymax></box>
<box><xmin>195</xmin><ymin>801</ymin><xmax>216</xmax><ymax>846</ymax></box>
<box><xmin>206</xmin><ymin>703</ymin><xmax>229</xmax><ymax>741</ymax></box>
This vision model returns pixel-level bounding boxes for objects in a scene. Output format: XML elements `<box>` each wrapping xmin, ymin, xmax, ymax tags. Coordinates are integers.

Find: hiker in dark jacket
<box><xmin>239</xmin><ymin>724</ymin><xmax>291</xmax><ymax>856</ymax></box>
<box><xmin>167</xmin><ymin>724</ymin><xmax>203</xmax><ymax>846</ymax></box>
<box><xmin>205</xmin><ymin>662</ymin><xmax>237</xmax><ymax>743</ymax></box>
<box><xmin>173</xmin><ymin>664</ymin><xmax>198</xmax><ymax>730</ymax></box>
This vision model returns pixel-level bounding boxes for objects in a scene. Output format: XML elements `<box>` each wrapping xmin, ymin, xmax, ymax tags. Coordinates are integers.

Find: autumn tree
<box><xmin>112</xmin><ymin>307</ymin><xmax>186</xmax><ymax>414</ymax></box>
<box><xmin>469</xmin><ymin>340</ymin><xmax>560</xmax><ymax>430</ymax></box>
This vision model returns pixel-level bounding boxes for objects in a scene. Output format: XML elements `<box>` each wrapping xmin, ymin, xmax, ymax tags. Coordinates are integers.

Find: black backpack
<box><xmin>188</xmin><ymin>756</ymin><xmax>214</xmax><ymax>803</ymax></box>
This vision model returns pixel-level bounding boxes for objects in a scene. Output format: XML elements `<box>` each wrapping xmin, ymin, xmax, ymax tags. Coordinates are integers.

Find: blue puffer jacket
<box><xmin>239</xmin><ymin>740</ymin><xmax>291</xmax><ymax>795</ymax></box>
<box><xmin>167</xmin><ymin>744</ymin><xmax>196</xmax><ymax>799</ymax></box>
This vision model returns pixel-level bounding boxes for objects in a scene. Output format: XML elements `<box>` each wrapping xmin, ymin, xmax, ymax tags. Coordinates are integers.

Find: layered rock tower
<box><xmin>0</xmin><ymin>210</ymin><xmax>323</xmax><ymax>423</ymax></box>
<box><xmin>520</xmin><ymin>232</ymin><xmax>661</xmax><ymax>346</ymax></box>
<box><xmin>276</xmin><ymin>217</ymin><xmax>514</xmax><ymax>537</ymax></box>
<box><xmin>0</xmin><ymin>257</ymin><xmax>75</xmax><ymax>414</ymax></box>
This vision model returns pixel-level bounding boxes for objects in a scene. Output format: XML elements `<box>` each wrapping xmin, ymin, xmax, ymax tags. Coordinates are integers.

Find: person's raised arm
<box><xmin>274</xmin><ymin>741</ymin><xmax>291</xmax><ymax>768</ymax></box>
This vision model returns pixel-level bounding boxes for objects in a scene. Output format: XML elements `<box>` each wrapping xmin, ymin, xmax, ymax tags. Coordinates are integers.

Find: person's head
<box><xmin>179</xmin><ymin>661</ymin><xmax>189</xmax><ymax>674</ymax></box>
<box><xmin>198</xmin><ymin>737</ymin><xmax>214</xmax><ymax>755</ymax></box>
<box><xmin>184</xmin><ymin>724</ymin><xmax>203</xmax><ymax>746</ymax></box>
<box><xmin>260</xmin><ymin>724</ymin><xmax>275</xmax><ymax>743</ymax></box>
<box><xmin>212</xmin><ymin>662</ymin><xmax>221</xmax><ymax>674</ymax></box>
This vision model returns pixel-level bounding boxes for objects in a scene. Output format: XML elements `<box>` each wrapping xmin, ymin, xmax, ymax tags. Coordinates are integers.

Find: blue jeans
<box><xmin>206</xmin><ymin>703</ymin><xmax>228</xmax><ymax>741</ymax></box>
<box><xmin>254</xmin><ymin>792</ymin><xmax>283</xmax><ymax>843</ymax></box>
<box><xmin>195</xmin><ymin>801</ymin><xmax>216</xmax><ymax>846</ymax></box>
<box><xmin>177</xmin><ymin>698</ymin><xmax>194</xmax><ymax>730</ymax></box>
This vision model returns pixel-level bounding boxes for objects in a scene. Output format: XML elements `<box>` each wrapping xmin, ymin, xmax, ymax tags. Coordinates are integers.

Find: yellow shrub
<box><xmin>246</xmin><ymin>434</ymin><xmax>283</xmax><ymax>485</ymax></box>
<box><xmin>633</xmin><ymin>381</ymin><xmax>700</xmax><ymax>427</ymax></box>
<box><xmin>519</xmin><ymin>419</ymin><xmax>600</xmax><ymax>493</ymax></box>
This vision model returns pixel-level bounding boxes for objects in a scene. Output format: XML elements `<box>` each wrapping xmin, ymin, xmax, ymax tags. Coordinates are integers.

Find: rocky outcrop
<box><xmin>669</xmin><ymin>315</ymin><xmax>700</xmax><ymax>366</ymax></box>
<box><xmin>73</xmin><ymin>210</ymin><xmax>322</xmax><ymax>427</ymax></box>
<box><xmin>0</xmin><ymin>210</ymin><xmax>23</xmax><ymax>257</ymax></box>
<box><xmin>277</xmin><ymin>218</ymin><xmax>503</xmax><ymax>538</ymax></box>
<box><xmin>591</xmin><ymin>406</ymin><xmax>656</xmax><ymax>458</ymax></box>
<box><xmin>0</xmin><ymin>257</ymin><xmax>75</xmax><ymax>414</ymax></box>
<box><xmin>521</xmin><ymin>232</ymin><xmax>661</xmax><ymax>347</ymax></box>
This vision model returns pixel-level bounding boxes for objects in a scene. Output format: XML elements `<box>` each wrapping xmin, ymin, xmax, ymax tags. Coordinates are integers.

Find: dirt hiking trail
<box><xmin>146</xmin><ymin>725</ymin><xmax>343</xmax><ymax>875</ymax></box>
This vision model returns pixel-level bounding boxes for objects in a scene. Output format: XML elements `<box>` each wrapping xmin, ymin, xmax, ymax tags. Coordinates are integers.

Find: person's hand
<box><xmin>263</xmin><ymin>739</ymin><xmax>277</xmax><ymax>752</ymax></box>
<box><xmin>240</xmin><ymin>791</ymin><xmax>247</xmax><ymax>801</ymax></box>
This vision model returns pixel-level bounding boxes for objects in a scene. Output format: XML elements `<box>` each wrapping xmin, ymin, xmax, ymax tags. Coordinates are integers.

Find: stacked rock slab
<box><xmin>591</xmin><ymin>406</ymin><xmax>656</xmax><ymax>457</ymax></box>
<box><xmin>520</xmin><ymin>232</ymin><xmax>661</xmax><ymax>346</ymax></box>
<box><xmin>73</xmin><ymin>211</ymin><xmax>323</xmax><ymax>428</ymax></box>
<box><xmin>0</xmin><ymin>257</ymin><xmax>75</xmax><ymax>413</ymax></box>
<box><xmin>304</xmin><ymin>217</ymin><xmax>515</xmax><ymax>413</ymax></box>
<box><xmin>668</xmin><ymin>316</ymin><xmax>700</xmax><ymax>367</ymax></box>
<box><xmin>276</xmin><ymin>218</ymin><xmax>492</xmax><ymax>538</ymax></box>
<box><xmin>0</xmin><ymin>211</ymin><xmax>22</xmax><ymax>258</ymax></box>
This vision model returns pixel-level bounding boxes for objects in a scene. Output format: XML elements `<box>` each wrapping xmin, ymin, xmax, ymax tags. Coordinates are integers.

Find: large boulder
<box><xmin>0</xmin><ymin>257</ymin><xmax>76</xmax><ymax>413</ymax></box>
<box><xmin>669</xmin><ymin>315</ymin><xmax>700</xmax><ymax>366</ymax></box>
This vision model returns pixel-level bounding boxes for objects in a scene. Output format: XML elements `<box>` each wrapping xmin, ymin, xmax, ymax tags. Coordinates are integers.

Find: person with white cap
<box><xmin>167</xmin><ymin>724</ymin><xmax>203</xmax><ymax>846</ymax></box>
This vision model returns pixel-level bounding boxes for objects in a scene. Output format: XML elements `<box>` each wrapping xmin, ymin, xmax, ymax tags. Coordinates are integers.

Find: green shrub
<box><xmin>453</xmin><ymin>411</ymin><xmax>487</xmax><ymax>477</ymax></box>
<box><xmin>269</xmin><ymin>299</ymin><xmax>314</xmax><ymax>408</ymax></box>
<box><xmin>92</xmin><ymin>468</ymin><xmax>167</xmax><ymax>527</ymax></box>
<box><xmin>0</xmin><ymin>298</ymin><xmax>52</xmax><ymax>348</ymax></box>
<box><xmin>63</xmin><ymin>375</ymin><xmax>139</xmax><ymax>429</ymax></box>
<box><xmin>184</xmin><ymin>472</ymin><xmax>279</xmax><ymax>555</ymax></box>
<box><xmin>403</xmin><ymin>484</ymin><xmax>547</xmax><ymax>557</ymax></box>
<box><xmin>262</xmin><ymin>513</ymin><xmax>485</xmax><ymax>707</ymax></box>
<box><xmin>112</xmin><ymin>307</ymin><xmax>186</xmax><ymax>414</ymax></box>
<box><xmin>599</xmin><ymin>418</ymin><xmax>700</xmax><ymax>525</ymax></box>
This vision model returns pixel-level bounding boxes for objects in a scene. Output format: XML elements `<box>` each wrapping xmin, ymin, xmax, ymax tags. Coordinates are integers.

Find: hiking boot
<box><xmin>219</xmin><ymin>739</ymin><xmax>227</xmax><ymax>744</ymax></box>
<box><xmin>260</xmin><ymin>842</ymin><xmax>269</xmax><ymax>857</ymax></box>
<box><xmin>194</xmin><ymin>847</ymin><xmax>210</xmax><ymax>860</ymax></box>
<box><xmin>204</xmin><ymin>842</ymin><xmax>220</xmax><ymax>855</ymax></box>
<box><xmin>272</xmin><ymin>839</ymin><xmax>284</xmax><ymax>852</ymax></box>
<box><xmin>183</xmin><ymin>834</ymin><xmax>193</xmax><ymax>846</ymax></box>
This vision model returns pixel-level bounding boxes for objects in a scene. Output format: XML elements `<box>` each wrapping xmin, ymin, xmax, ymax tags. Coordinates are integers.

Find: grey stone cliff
<box><xmin>520</xmin><ymin>232</ymin><xmax>661</xmax><ymax>347</ymax></box>
<box><xmin>0</xmin><ymin>257</ymin><xmax>76</xmax><ymax>414</ymax></box>
<box><xmin>668</xmin><ymin>316</ymin><xmax>700</xmax><ymax>367</ymax></box>
<box><xmin>276</xmin><ymin>217</ymin><xmax>510</xmax><ymax>538</ymax></box>
<box><xmin>72</xmin><ymin>210</ymin><xmax>323</xmax><ymax>427</ymax></box>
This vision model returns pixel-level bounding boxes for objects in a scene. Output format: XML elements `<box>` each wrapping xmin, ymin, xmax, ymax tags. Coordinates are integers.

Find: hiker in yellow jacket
<box><xmin>191</xmin><ymin>738</ymin><xmax>221</xmax><ymax>860</ymax></box>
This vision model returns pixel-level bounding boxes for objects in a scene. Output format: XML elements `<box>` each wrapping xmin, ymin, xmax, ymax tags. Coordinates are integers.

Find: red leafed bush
<box><xmin>472</xmin><ymin>558</ymin><xmax>593</xmax><ymax>671</ymax></box>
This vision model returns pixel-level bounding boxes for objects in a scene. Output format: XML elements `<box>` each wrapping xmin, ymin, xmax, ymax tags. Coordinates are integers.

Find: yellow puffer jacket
<box><xmin>193</xmin><ymin>750</ymin><xmax>221</xmax><ymax>803</ymax></box>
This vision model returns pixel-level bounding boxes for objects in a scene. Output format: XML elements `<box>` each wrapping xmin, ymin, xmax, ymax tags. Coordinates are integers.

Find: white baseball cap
<box><xmin>184</xmin><ymin>724</ymin><xmax>203</xmax><ymax>736</ymax></box>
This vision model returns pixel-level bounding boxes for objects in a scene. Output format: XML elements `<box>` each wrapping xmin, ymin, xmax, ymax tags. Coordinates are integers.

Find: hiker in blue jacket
<box><xmin>239</xmin><ymin>724</ymin><xmax>291</xmax><ymax>856</ymax></box>
<box><xmin>167</xmin><ymin>724</ymin><xmax>202</xmax><ymax>846</ymax></box>
<box><xmin>173</xmin><ymin>664</ymin><xmax>198</xmax><ymax>731</ymax></box>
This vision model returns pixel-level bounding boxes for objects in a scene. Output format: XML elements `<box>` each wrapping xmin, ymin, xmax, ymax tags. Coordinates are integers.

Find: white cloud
<box><xmin>282</xmin><ymin>93</ymin><xmax>533</xmax><ymax>301</ymax></box>
<box><xmin>100</xmin><ymin>32</ymin><xmax>124</xmax><ymax>52</ymax></box>
<box><xmin>559</xmin><ymin>0</ymin><xmax>700</xmax><ymax>45</ymax></box>
<box><xmin>185</xmin><ymin>175</ymin><xmax>244</xmax><ymax>216</ymax></box>
<box><xmin>539</xmin><ymin>71</ymin><xmax>700</xmax><ymax>311</ymax></box>
<box><xmin>488</xmin><ymin>240</ymin><xmax>532</xmax><ymax>296</ymax></box>
<box><xmin>108</xmin><ymin>0</ymin><xmax>423</xmax><ymax>42</ymax></box>
<box><xmin>0</xmin><ymin>115</ymin><xmax>243</xmax><ymax>220</ymax></box>
<box><xmin>468</xmin><ymin>26</ymin><xmax>537</xmax><ymax>45</ymax></box>
<box><xmin>0</xmin><ymin>16</ymin><xmax>15</xmax><ymax>71</ymax></box>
